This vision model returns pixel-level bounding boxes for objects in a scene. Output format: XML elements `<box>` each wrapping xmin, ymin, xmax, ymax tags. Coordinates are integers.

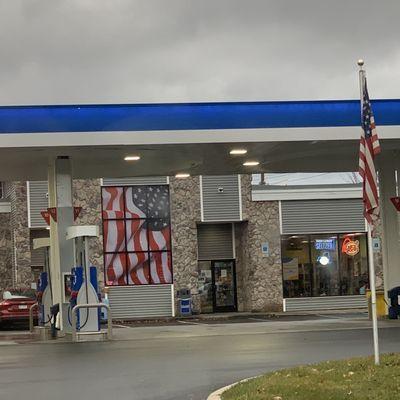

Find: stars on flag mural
<box><xmin>102</xmin><ymin>185</ymin><xmax>172</xmax><ymax>286</ymax></box>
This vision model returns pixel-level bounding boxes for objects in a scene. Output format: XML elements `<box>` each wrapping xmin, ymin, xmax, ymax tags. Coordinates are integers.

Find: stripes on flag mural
<box><xmin>102</xmin><ymin>185</ymin><xmax>172</xmax><ymax>286</ymax></box>
<box><xmin>102</xmin><ymin>187</ymin><xmax>125</xmax><ymax>219</ymax></box>
<box><xmin>358</xmin><ymin>74</ymin><xmax>381</xmax><ymax>227</ymax></box>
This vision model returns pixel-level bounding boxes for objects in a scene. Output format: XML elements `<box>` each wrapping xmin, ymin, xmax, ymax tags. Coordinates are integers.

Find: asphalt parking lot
<box><xmin>1</xmin><ymin>312</ymin><xmax>399</xmax><ymax>400</ymax></box>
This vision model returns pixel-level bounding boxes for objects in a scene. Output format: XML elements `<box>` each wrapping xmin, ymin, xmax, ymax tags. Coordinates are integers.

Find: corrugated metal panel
<box><xmin>281</xmin><ymin>199</ymin><xmax>365</xmax><ymax>234</ymax></box>
<box><xmin>102</xmin><ymin>177</ymin><xmax>168</xmax><ymax>186</ymax></box>
<box><xmin>197</xmin><ymin>223</ymin><xmax>234</xmax><ymax>260</ymax></box>
<box><xmin>3</xmin><ymin>182</ymin><xmax>12</xmax><ymax>200</ymax></box>
<box><xmin>28</xmin><ymin>181</ymin><xmax>49</xmax><ymax>228</ymax></box>
<box><xmin>284</xmin><ymin>295</ymin><xmax>367</xmax><ymax>312</ymax></box>
<box><xmin>107</xmin><ymin>285</ymin><xmax>173</xmax><ymax>319</ymax></box>
<box><xmin>31</xmin><ymin>247</ymin><xmax>45</xmax><ymax>267</ymax></box>
<box><xmin>201</xmin><ymin>175</ymin><xmax>241</xmax><ymax>221</ymax></box>
<box><xmin>30</xmin><ymin>230</ymin><xmax>49</xmax><ymax>267</ymax></box>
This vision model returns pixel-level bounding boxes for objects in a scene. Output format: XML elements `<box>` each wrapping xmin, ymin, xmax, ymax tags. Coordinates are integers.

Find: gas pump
<box><xmin>33</xmin><ymin>237</ymin><xmax>52</xmax><ymax>327</ymax></box>
<box><xmin>66</xmin><ymin>225</ymin><xmax>101</xmax><ymax>333</ymax></box>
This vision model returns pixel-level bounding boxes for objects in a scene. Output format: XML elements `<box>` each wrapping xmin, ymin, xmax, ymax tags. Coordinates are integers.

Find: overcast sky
<box><xmin>0</xmin><ymin>0</ymin><xmax>399</xmax><ymax>105</ymax></box>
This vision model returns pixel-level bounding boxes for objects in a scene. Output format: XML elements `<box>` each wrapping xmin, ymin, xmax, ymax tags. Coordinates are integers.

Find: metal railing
<box><xmin>29</xmin><ymin>302</ymin><xmax>39</xmax><ymax>333</ymax></box>
<box><xmin>71</xmin><ymin>303</ymin><xmax>112</xmax><ymax>342</ymax></box>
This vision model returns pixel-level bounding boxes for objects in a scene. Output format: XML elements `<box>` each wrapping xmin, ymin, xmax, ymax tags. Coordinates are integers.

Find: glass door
<box><xmin>212</xmin><ymin>260</ymin><xmax>237</xmax><ymax>312</ymax></box>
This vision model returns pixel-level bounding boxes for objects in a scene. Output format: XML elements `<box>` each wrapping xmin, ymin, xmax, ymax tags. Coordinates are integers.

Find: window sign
<box><xmin>315</xmin><ymin>239</ymin><xmax>336</xmax><ymax>251</ymax></box>
<box><xmin>341</xmin><ymin>237</ymin><xmax>360</xmax><ymax>256</ymax></box>
<box><xmin>282</xmin><ymin>257</ymin><xmax>299</xmax><ymax>280</ymax></box>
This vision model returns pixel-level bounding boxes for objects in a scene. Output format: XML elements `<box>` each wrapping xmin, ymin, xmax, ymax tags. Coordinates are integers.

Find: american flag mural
<box><xmin>127</xmin><ymin>252</ymin><xmax>150</xmax><ymax>284</ymax></box>
<box><xmin>103</xmin><ymin>219</ymin><xmax>126</xmax><ymax>252</ymax></box>
<box><xmin>358</xmin><ymin>75</ymin><xmax>381</xmax><ymax>227</ymax></box>
<box><xmin>102</xmin><ymin>185</ymin><xmax>172</xmax><ymax>286</ymax></box>
<box><xmin>105</xmin><ymin>253</ymin><xmax>127</xmax><ymax>285</ymax></box>
<box><xmin>150</xmin><ymin>252</ymin><xmax>172</xmax><ymax>284</ymax></box>
<box><xmin>102</xmin><ymin>187</ymin><xmax>124</xmax><ymax>219</ymax></box>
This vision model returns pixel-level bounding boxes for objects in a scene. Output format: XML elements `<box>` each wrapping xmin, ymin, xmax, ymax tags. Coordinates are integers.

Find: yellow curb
<box><xmin>207</xmin><ymin>376</ymin><xmax>260</xmax><ymax>400</ymax></box>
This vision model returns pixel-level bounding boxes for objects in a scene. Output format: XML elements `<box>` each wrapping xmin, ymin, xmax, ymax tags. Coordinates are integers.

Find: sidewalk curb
<box><xmin>207</xmin><ymin>376</ymin><xmax>260</xmax><ymax>400</ymax></box>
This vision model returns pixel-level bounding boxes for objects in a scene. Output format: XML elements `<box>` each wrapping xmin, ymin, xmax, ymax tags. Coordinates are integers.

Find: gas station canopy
<box><xmin>1</xmin><ymin>99</ymin><xmax>400</xmax><ymax>180</ymax></box>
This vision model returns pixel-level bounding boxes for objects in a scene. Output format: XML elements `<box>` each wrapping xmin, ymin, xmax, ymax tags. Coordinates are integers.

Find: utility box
<box><xmin>366</xmin><ymin>290</ymin><xmax>386</xmax><ymax>320</ymax></box>
<box><xmin>177</xmin><ymin>288</ymin><xmax>192</xmax><ymax>317</ymax></box>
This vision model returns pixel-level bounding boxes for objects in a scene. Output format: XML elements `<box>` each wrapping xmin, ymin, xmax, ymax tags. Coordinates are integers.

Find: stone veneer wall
<box><xmin>371</xmin><ymin>218</ymin><xmax>384</xmax><ymax>290</ymax></box>
<box><xmin>0</xmin><ymin>212</ymin><xmax>13</xmax><ymax>291</ymax></box>
<box><xmin>10</xmin><ymin>182</ymin><xmax>32</xmax><ymax>287</ymax></box>
<box><xmin>234</xmin><ymin>222</ymin><xmax>246</xmax><ymax>312</ymax></box>
<box><xmin>73</xmin><ymin>179</ymin><xmax>104</xmax><ymax>287</ymax></box>
<box><xmin>169</xmin><ymin>176</ymin><xmax>201</xmax><ymax>313</ymax></box>
<box><xmin>240</xmin><ymin>175</ymin><xmax>283</xmax><ymax>312</ymax></box>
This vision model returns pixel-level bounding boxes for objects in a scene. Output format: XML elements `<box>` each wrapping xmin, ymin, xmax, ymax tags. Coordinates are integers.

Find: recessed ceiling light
<box><xmin>175</xmin><ymin>173</ymin><xmax>190</xmax><ymax>178</ymax></box>
<box><xmin>230</xmin><ymin>149</ymin><xmax>247</xmax><ymax>155</ymax></box>
<box><xmin>243</xmin><ymin>161</ymin><xmax>260</xmax><ymax>166</ymax></box>
<box><xmin>124</xmin><ymin>155</ymin><xmax>140</xmax><ymax>161</ymax></box>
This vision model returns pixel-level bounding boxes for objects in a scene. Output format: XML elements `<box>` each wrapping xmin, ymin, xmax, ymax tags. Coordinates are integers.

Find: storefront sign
<box><xmin>341</xmin><ymin>237</ymin><xmax>360</xmax><ymax>256</ymax></box>
<box><xmin>282</xmin><ymin>258</ymin><xmax>299</xmax><ymax>280</ymax></box>
<box><xmin>261</xmin><ymin>242</ymin><xmax>269</xmax><ymax>256</ymax></box>
<box><xmin>315</xmin><ymin>239</ymin><xmax>335</xmax><ymax>250</ymax></box>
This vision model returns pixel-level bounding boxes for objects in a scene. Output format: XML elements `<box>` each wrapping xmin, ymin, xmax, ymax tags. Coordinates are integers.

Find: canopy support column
<box><xmin>48</xmin><ymin>156</ymin><xmax>74</xmax><ymax>333</ymax></box>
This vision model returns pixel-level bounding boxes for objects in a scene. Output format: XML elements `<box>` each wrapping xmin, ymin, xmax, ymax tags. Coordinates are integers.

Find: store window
<box><xmin>198</xmin><ymin>261</ymin><xmax>213</xmax><ymax>313</ymax></box>
<box><xmin>310</xmin><ymin>235</ymin><xmax>340</xmax><ymax>296</ymax></box>
<box><xmin>282</xmin><ymin>233</ymin><xmax>368</xmax><ymax>298</ymax></box>
<box><xmin>101</xmin><ymin>185</ymin><xmax>172</xmax><ymax>286</ymax></box>
<box><xmin>282</xmin><ymin>235</ymin><xmax>312</xmax><ymax>298</ymax></box>
<box><xmin>339</xmin><ymin>233</ymin><xmax>369</xmax><ymax>295</ymax></box>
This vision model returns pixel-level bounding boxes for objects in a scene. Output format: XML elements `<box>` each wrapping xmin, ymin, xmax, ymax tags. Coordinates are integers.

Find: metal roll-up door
<box><xmin>201</xmin><ymin>175</ymin><xmax>241</xmax><ymax>222</ymax></box>
<box><xmin>284</xmin><ymin>296</ymin><xmax>367</xmax><ymax>312</ymax></box>
<box><xmin>107</xmin><ymin>285</ymin><xmax>174</xmax><ymax>319</ymax></box>
<box><xmin>197</xmin><ymin>223</ymin><xmax>234</xmax><ymax>260</ymax></box>
<box><xmin>281</xmin><ymin>199</ymin><xmax>365</xmax><ymax>234</ymax></box>
<box><xmin>27</xmin><ymin>181</ymin><xmax>49</xmax><ymax>228</ymax></box>
<box><xmin>102</xmin><ymin>177</ymin><xmax>168</xmax><ymax>186</ymax></box>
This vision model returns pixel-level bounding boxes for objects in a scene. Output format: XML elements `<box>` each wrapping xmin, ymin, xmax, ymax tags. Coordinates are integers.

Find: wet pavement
<box><xmin>0</xmin><ymin>312</ymin><xmax>399</xmax><ymax>400</ymax></box>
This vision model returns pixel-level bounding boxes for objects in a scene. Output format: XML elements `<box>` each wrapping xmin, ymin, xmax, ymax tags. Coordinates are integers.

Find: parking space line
<box><xmin>248</xmin><ymin>317</ymin><xmax>268</xmax><ymax>322</ymax></box>
<box><xmin>177</xmin><ymin>320</ymin><xmax>204</xmax><ymax>325</ymax></box>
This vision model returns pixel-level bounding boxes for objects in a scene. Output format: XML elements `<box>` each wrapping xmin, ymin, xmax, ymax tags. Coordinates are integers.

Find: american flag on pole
<box><xmin>359</xmin><ymin>75</ymin><xmax>381</xmax><ymax>227</ymax></box>
<box><xmin>102</xmin><ymin>186</ymin><xmax>172</xmax><ymax>286</ymax></box>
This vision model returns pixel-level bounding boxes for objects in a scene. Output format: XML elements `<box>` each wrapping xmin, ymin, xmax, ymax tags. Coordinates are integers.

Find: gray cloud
<box><xmin>0</xmin><ymin>0</ymin><xmax>399</xmax><ymax>105</ymax></box>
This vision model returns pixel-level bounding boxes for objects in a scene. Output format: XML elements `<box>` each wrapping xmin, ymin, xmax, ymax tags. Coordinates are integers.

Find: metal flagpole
<box><xmin>358</xmin><ymin>59</ymin><xmax>380</xmax><ymax>365</ymax></box>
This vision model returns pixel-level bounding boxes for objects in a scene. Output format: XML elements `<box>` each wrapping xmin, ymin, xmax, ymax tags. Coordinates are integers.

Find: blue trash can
<box><xmin>388</xmin><ymin>286</ymin><xmax>400</xmax><ymax>319</ymax></box>
<box><xmin>177</xmin><ymin>288</ymin><xmax>192</xmax><ymax>317</ymax></box>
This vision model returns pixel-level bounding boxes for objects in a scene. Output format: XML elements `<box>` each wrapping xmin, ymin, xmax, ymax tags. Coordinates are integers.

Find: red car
<box><xmin>0</xmin><ymin>288</ymin><xmax>38</xmax><ymax>328</ymax></box>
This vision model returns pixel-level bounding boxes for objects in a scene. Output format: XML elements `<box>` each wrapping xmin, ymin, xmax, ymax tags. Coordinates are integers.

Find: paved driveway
<box><xmin>0</xmin><ymin>315</ymin><xmax>399</xmax><ymax>400</ymax></box>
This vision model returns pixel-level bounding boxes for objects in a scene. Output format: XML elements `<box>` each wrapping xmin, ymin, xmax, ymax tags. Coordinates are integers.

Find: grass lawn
<box><xmin>222</xmin><ymin>353</ymin><xmax>400</xmax><ymax>400</ymax></box>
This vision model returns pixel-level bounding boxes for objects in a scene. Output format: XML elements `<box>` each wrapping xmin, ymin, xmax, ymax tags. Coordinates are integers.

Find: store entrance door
<box><xmin>212</xmin><ymin>260</ymin><xmax>237</xmax><ymax>312</ymax></box>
